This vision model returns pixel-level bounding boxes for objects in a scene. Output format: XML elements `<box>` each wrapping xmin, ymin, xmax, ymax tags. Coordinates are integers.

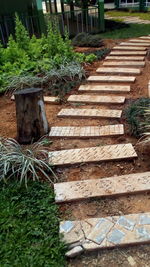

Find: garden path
<box><xmin>50</xmin><ymin>37</ymin><xmax>150</xmax><ymax>258</ymax></box>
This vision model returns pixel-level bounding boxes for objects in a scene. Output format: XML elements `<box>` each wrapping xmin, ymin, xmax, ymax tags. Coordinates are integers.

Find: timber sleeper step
<box><xmin>110</xmin><ymin>51</ymin><xmax>147</xmax><ymax>56</ymax></box>
<box><xmin>103</xmin><ymin>61</ymin><xmax>145</xmax><ymax>67</ymax></box>
<box><xmin>113</xmin><ymin>46</ymin><xmax>147</xmax><ymax>51</ymax></box>
<box><xmin>105</xmin><ymin>56</ymin><xmax>145</xmax><ymax>61</ymax></box>
<box><xmin>87</xmin><ymin>75</ymin><xmax>136</xmax><ymax>83</ymax></box>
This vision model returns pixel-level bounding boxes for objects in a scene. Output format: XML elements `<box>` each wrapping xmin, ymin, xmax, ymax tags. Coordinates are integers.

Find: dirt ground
<box><xmin>0</xmin><ymin>39</ymin><xmax>150</xmax><ymax>267</ymax></box>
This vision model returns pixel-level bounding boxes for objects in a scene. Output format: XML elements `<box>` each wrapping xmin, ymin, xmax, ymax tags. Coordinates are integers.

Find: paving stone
<box><xmin>78</xmin><ymin>84</ymin><xmax>131</xmax><ymax>93</ymax></box>
<box><xmin>65</xmin><ymin>246</ymin><xmax>83</xmax><ymax>258</ymax></box>
<box><xmin>103</xmin><ymin>61</ymin><xmax>145</xmax><ymax>67</ymax></box>
<box><xmin>119</xmin><ymin>42</ymin><xmax>150</xmax><ymax>47</ymax></box>
<box><xmin>49</xmin><ymin>143</ymin><xmax>137</xmax><ymax>166</ymax></box>
<box><xmin>139</xmin><ymin>36</ymin><xmax>150</xmax><ymax>40</ymax></box>
<box><xmin>105</xmin><ymin>56</ymin><xmax>145</xmax><ymax>61</ymax></box>
<box><xmin>113</xmin><ymin>46</ymin><xmax>146</xmax><ymax>51</ymax></box>
<box><xmin>57</xmin><ymin>108</ymin><xmax>122</xmax><ymax>119</ymax></box>
<box><xmin>67</xmin><ymin>95</ymin><xmax>125</xmax><ymax>104</ymax></box>
<box><xmin>96</xmin><ymin>67</ymin><xmax>141</xmax><ymax>75</ymax></box>
<box><xmin>54</xmin><ymin>172</ymin><xmax>150</xmax><ymax>203</ymax></box>
<box><xmin>11</xmin><ymin>95</ymin><xmax>60</xmax><ymax>104</ymax></box>
<box><xmin>87</xmin><ymin>76</ymin><xmax>136</xmax><ymax>83</ymax></box>
<box><xmin>129</xmin><ymin>39</ymin><xmax>150</xmax><ymax>43</ymax></box>
<box><xmin>148</xmin><ymin>81</ymin><xmax>150</xmax><ymax>97</ymax></box>
<box><xmin>110</xmin><ymin>51</ymin><xmax>147</xmax><ymax>55</ymax></box>
<box><xmin>60</xmin><ymin>212</ymin><xmax>150</xmax><ymax>254</ymax></box>
<box><xmin>49</xmin><ymin>124</ymin><xmax>124</xmax><ymax>138</ymax></box>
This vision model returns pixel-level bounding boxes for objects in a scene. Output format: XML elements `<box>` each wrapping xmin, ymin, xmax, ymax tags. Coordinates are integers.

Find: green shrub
<box><xmin>72</xmin><ymin>32</ymin><xmax>103</xmax><ymax>47</ymax></box>
<box><xmin>125</xmin><ymin>98</ymin><xmax>150</xmax><ymax>137</ymax></box>
<box><xmin>0</xmin><ymin>181</ymin><xmax>66</xmax><ymax>267</ymax></box>
<box><xmin>0</xmin><ymin>137</ymin><xmax>57</xmax><ymax>186</ymax></box>
<box><xmin>84</xmin><ymin>53</ymin><xmax>97</xmax><ymax>63</ymax></box>
<box><xmin>0</xmin><ymin>15</ymin><xmax>86</xmax><ymax>94</ymax></box>
<box><xmin>84</xmin><ymin>48</ymin><xmax>110</xmax><ymax>60</ymax></box>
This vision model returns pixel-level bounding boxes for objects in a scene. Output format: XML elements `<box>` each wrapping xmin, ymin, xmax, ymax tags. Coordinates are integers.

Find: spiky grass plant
<box><xmin>138</xmin><ymin>108</ymin><xmax>150</xmax><ymax>146</ymax></box>
<box><xmin>0</xmin><ymin>137</ymin><xmax>57</xmax><ymax>186</ymax></box>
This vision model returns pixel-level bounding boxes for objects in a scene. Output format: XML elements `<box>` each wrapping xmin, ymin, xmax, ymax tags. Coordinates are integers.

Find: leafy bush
<box><xmin>0</xmin><ymin>15</ymin><xmax>87</xmax><ymax>94</ymax></box>
<box><xmin>84</xmin><ymin>48</ymin><xmax>110</xmax><ymax>60</ymax></box>
<box><xmin>138</xmin><ymin>108</ymin><xmax>150</xmax><ymax>148</ymax></box>
<box><xmin>6</xmin><ymin>61</ymin><xmax>85</xmax><ymax>96</ymax></box>
<box><xmin>125</xmin><ymin>98</ymin><xmax>150</xmax><ymax>137</ymax></box>
<box><xmin>0</xmin><ymin>181</ymin><xmax>66</xmax><ymax>266</ymax></box>
<box><xmin>0</xmin><ymin>137</ymin><xmax>57</xmax><ymax>186</ymax></box>
<box><xmin>72</xmin><ymin>32</ymin><xmax>103</xmax><ymax>47</ymax></box>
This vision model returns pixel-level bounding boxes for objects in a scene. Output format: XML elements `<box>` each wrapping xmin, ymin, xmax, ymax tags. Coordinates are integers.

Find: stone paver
<box><xmin>57</xmin><ymin>108</ymin><xmax>122</xmax><ymax>119</ymax></box>
<box><xmin>54</xmin><ymin>171</ymin><xmax>150</xmax><ymax>203</ymax></box>
<box><xmin>113</xmin><ymin>46</ymin><xmax>146</xmax><ymax>51</ymax></box>
<box><xmin>139</xmin><ymin>36</ymin><xmax>150</xmax><ymax>40</ymax></box>
<box><xmin>96</xmin><ymin>67</ymin><xmax>141</xmax><ymax>75</ymax></box>
<box><xmin>49</xmin><ymin>124</ymin><xmax>124</xmax><ymax>138</ymax></box>
<box><xmin>103</xmin><ymin>61</ymin><xmax>145</xmax><ymax>67</ymax></box>
<box><xmin>87</xmin><ymin>76</ymin><xmax>135</xmax><ymax>83</ymax></box>
<box><xmin>129</xmin><ymin>39</ymin><xmax>150</xmax><ymax>43</ymax></box>
<box><xmin>11</xmin><ymin>95</ymin><xmax>60</xmax><ymax>104</ymax></box>
<box><xmin>49</xmin><ymin>143</ymin><xmax>137</xmax><ymax>166</ymax></box>
<box><xmin>78</xmin><ymin>84</ymin><xmax>131</xmax><ymax>93</ymax></box>
<box><xmin>110</xmin><ymin>51</ymin><xmax>147</xmax><ymax>56</ymax></box>
<box><xmin>67</xmin><ymin>95</ymin><xmax>125</xmax><ymax>104</ymax></box>
<box><xmin>105</xmin><ymin>56</ymin><xmax>145</xmax><ymax>61</ymax></box>
<box><xmin>120</xmin><ymin>42</ymin><xmax>150</xmax><ymax>47</ymax></box>
<box><xmin>60</xmin><ymin>212</ymin><xmax>150</xmax><ymax>255</ymax></box>
<box><xmin>148</xmin><ymin>81</ymin><xmax>150</xmax><ymax>97</ymax></box>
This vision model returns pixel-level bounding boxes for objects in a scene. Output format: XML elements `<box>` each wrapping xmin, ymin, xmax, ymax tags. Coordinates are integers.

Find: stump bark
<box><xmin>14</xmin><ymin>88</ymin><xmax>49</xmax><ymax>144</ymax></box>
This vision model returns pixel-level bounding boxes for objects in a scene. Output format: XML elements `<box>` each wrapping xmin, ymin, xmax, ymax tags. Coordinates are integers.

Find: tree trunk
<box><xmin>14</xmin><ymin>88</ymin><xmax>49</xmax><ymax>144</ymax></box>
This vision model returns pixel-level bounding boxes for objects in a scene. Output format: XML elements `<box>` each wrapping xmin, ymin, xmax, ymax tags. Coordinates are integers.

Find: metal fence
<box><xmin>46</xmin><ymin>7</ymin><xmax>101</xmax><ymax>35</ymax></box>
<box><xmin>0</xmin><ymin>14</ymin><xmax>41</xmax><ymax>45</ymax></box>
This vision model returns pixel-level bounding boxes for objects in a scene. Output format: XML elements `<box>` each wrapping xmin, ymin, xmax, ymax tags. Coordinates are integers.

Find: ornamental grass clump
<box><xmin>0</xmin><ymin>137</ymin><xmax>57</xmax><ymax>186</ymax></box>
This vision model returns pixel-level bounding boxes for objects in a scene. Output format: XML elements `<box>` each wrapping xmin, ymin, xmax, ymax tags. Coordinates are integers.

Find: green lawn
<box><xmin>0</xmin><ymin>182</ymin><xmax>66</xmax><ymax>267</ymax></box>
<box><xmin>99</xmin><ymin>23</ymin><xmax>150</xmax><ymax>39</ymax></box>
<box><xmin>106</xmin><ymin>10</ymin><xmax>150</xmax><ymax>21</ymax></box>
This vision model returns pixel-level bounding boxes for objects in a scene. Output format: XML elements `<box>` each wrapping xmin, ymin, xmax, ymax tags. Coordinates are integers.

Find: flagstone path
<box><xmin>49</xmin><ymin>36</ymin><xmax>150</xmax><ymax>257</ymax></box>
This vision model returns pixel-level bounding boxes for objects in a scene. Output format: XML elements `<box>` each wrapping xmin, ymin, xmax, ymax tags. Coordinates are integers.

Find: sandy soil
<box><xmin>0</xmin><ymin>38</ymin><xmax>150</xmax><ymax>267</ymax></box>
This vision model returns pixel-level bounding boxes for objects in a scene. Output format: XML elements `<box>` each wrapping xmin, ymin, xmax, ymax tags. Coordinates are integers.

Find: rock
<box><xmin>65</xmin><ymin>246</ymin><xmax>83</xmax><ymax>258</ymax></box>
<box><xmin>127</xmin><ymin>256</ymin><xmax>137</xmax><ymax>266</ymax></box>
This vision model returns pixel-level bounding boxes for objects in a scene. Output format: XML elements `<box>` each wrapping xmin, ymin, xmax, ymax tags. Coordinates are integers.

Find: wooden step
<box><xmin>67</xmin><ymin>95</ymin><xmax>125</xmax><ymax>104</ymax></box>
<box><xmin>87</xmin><ymin>76</ymin><xmax>135</xmax><ymax>83</ymax></box>
<box><xmin>103</xmin><ymin>61</ymin><xmax>145</xmax><ymax>67</ymax></box>
<box><xmin>48</xmin><ymin>143</ymin><xmax>137</xmax><ymax>166</ymax></box>
<box><xmin>119</xmin><ymin>42</ymin><xmax>150</xmax><ymax>47</ymax></box>
<box><xmin>110</xmin><ymin>51</ymin><xmax>147</xmax><ymax>55</ymax></box>
<box><xmin>57</xmin><ymin>108</ymin><xmax>122</xmax><ymax>119</ymax></box>
<box><xmin>113</xmin><ymin>46</ymin><xmax>146</xmax><ymax>51</ymax></box>
<box><xmin>78</xmin><ymin>84</ymin><xmax>130</xmax><ymax>93</ymax></box>
<box><xmin>55</xmin><ymin>171</ymin><xmax>150</xmax><ymax>203</ymax></box>
<box><xmin>105</xmin><ymin>56</ymin><xmax>145</xmax><ymax>61</ymax></box>
<box><xmin>96</xmin><ymin>67</ymin><xmax>141</xmax><ymax>75</ymax></box>
<box><xmin>49</xmin><ymin>124</ymin><xmax>124</xmax><ymax>138</ymax></box>
<box><xmin>60</xmin><ymin>212</ymin><xmax>150</xmax><ymax>256</ymax></box>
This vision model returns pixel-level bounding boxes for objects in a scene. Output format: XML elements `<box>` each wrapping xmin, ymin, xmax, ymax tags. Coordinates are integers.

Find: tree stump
<box><xmin>14</xmin><ymin>88</ymin><xmax>49</xmax><ymax>144</ymax></box>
